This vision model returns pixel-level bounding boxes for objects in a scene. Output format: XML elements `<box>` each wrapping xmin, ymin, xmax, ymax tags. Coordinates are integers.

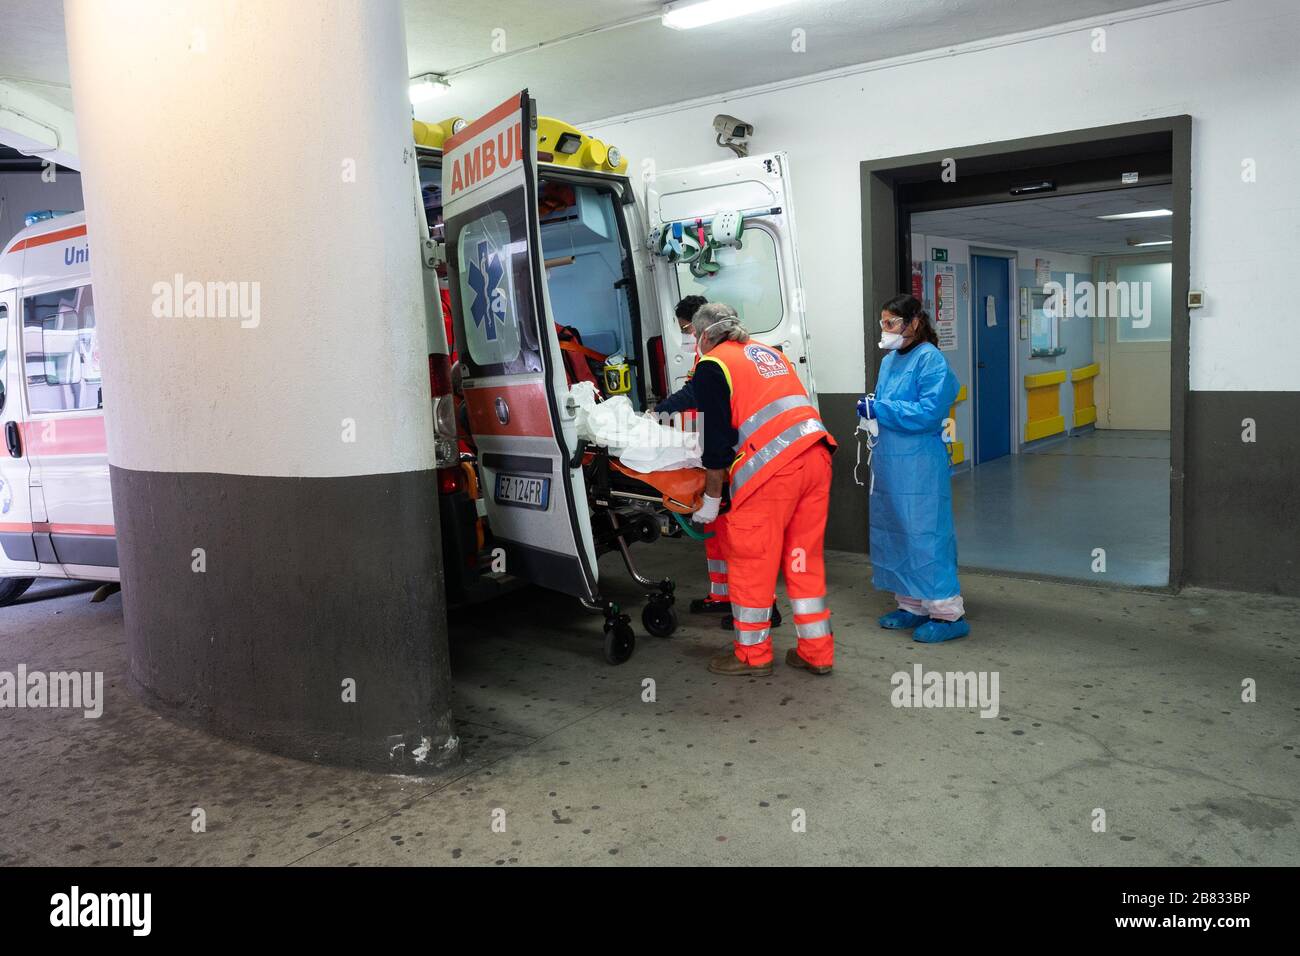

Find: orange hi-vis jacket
<box><xmin>697</xmin><ymin>340</ymin><xmax>835</xmax><ymax>508</ymax></box>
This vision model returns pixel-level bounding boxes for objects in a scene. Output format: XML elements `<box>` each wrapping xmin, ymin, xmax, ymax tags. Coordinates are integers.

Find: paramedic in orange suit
<box><xmin>688</xmin><ymin>303</ymin><xmax>836</xmax><ymax>677</ymax></box>
<box><xmin>655</xmin><ymin>295</ymin><xmax>732</xmax><ymax>615</ymax></box>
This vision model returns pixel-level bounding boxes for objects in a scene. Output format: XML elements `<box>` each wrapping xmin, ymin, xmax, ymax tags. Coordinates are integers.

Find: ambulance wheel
<box><xmin>603</xmin><ymin>619</ymin><xmax>635</xmax><ymax>665</ymax></box>
<box><xmin>0</xmin><ymin>577</ymin><xmax>34</xmax><ymax>607</ymax></box>
<box><xmin>642</xmin><ymin>601</ymin><xmax>677</xmax><ymax>638</ymax></box>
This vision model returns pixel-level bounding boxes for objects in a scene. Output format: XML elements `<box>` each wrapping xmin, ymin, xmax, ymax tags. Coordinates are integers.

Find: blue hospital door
<box><xmin>972</xmin><ymin>255</ymin><xmax>1011</xmax><ymax>464</ymax></box>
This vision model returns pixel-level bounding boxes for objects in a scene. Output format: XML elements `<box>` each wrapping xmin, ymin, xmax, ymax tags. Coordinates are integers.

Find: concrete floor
<box><xmin>953</xmin><ymin>429</ymin><xmax>1170</xmax><ymax>586</ymax></box>
<box><xmin>1</xmin><ymin>535</ymin><xmax>1297</xmax><ymax>866</ymax></box>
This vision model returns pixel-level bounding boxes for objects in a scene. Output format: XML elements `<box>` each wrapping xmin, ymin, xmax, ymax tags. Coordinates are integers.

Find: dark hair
<box><xmin>675</xmin><ymin>294</ymin><xmax>708</xmax><ymax>323</ymax></box>
<box><xmin>880</xmin><ymin>293</ymin><xmax>939</xmax><ymax>347</ymax></box>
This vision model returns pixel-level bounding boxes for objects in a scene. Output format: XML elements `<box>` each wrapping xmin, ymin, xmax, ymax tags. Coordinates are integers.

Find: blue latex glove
<box><xmin>856</xmin><ymin>395</ymin><xmax>875</xmax><ymax>420</ymax></box>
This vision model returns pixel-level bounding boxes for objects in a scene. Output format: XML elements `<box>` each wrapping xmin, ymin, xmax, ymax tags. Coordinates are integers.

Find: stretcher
<box><xmin>574</xmin><ymin>446</ymin><xmax>707</xmax><ymax>660</ymax></box>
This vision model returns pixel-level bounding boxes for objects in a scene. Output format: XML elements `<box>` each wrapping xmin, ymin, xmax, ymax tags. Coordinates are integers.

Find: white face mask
<box><xmin>878</xmin><ymin>330</ymin><xmax>905</xmax><ymax>350</ymax></box>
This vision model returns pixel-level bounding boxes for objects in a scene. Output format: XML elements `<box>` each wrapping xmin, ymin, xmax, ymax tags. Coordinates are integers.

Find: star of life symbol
<box><xmin>468</xmin><ymin>239</ymin><xmax>505</xmax><ymax>341</ymax></box>
<box><xmin>745</xmin><ymin>343</ymin><xmax>788</xmax><ymax>378</ymax></box>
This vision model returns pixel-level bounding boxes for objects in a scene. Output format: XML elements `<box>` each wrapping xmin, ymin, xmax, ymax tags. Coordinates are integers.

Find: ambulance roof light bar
<box><xmin>661</xmin><ymin>0</ymin><xmax>798</xmax><ymax>30</ymax></box>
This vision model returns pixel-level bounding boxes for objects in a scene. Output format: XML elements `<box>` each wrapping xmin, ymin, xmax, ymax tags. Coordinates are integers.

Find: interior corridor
<box><xmin>952</xmin><ymin>430</ymin><xmax>1171</xmax><ymax>587</ymax></box>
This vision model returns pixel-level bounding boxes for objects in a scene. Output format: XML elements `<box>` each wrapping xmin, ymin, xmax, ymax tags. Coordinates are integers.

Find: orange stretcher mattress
<box><xmin>609</xmin><ymin>460</ymin><xmax>706</xmax><ymax>514</ymax></box>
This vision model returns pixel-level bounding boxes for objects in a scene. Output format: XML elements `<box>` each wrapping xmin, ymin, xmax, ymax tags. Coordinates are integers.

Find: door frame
<box><xmin>860</xmin><ymin>116</ymin><xmax>1191</xmax><ymax>590</ymax></box>
<box><xmin>969</xmin><ymin>247</ymin><xmax>1019</xmax><ymax>464</ymax></box>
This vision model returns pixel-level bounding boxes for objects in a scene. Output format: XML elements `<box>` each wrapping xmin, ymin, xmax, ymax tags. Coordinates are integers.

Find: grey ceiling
<box><xmin>3</xmin><ymin>0</ymin><xmax>1174</xmax><ymax>124</ymax></box>
<box><xmin>0</xmin><ymin>0</ymin><xmax>73</xmax><ymax>109</ymax></box>
<box><xmin>910</xmin><ymin>184</ymin><xmax>1175</xmax><ymax>256</ymax></box>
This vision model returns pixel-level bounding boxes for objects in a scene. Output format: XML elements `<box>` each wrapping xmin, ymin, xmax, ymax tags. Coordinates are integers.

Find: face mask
<box><xmin>878</xmin><ymin>330</ymin><xmax>905</xmax><ymax>350</ymax></box>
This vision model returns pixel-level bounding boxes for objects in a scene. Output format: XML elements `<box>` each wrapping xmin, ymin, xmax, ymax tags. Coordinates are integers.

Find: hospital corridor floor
<box><xmin>952</xmin><ymin>429</ymin><xmax>1171</xmax><ymax>587</ymax></box>
<box><xmin>2</xmin><ymin>531</ymin><xmax>1296</xmax><ymax>867</ymax></box>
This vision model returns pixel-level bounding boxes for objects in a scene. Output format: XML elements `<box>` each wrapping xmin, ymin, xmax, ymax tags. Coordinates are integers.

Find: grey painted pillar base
<box><xmin>112</xmin><ymin>465</ymin><xmax>458</xmax><ymax>774</ymax></box>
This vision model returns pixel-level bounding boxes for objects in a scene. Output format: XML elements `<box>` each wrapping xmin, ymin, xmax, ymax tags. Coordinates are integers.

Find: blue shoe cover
<box><xmin>879</xmin><ymin>609</ymin><xmax>930</xmax><ymax>630</ymax></box>
<box><xmin>913</xmin><ymin>617</ymin><xmax>971</xmax><ymax>643</ymax></box>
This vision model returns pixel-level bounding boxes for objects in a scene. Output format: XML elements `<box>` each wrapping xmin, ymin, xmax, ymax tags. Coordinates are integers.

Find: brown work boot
<box><xmin>785</xmin><ymin>647</ymin><xmax>832</xmax><ymax>676</ymax></box>
<box><xmin>708</xmin><ymin>651</ymin><xmax>773</xmax><ymax>677</ymax></box>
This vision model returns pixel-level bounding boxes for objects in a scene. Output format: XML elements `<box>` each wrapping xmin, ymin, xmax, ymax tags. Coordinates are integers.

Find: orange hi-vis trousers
<box><xmin>704</xmin><ymin>515</ymin><xmax>729</xmax><ymax>603</ymax></box>
<box><xmin>716</xmin><ymin>442</ymin><xmax>834</xmax><ymax>667</ymax></box>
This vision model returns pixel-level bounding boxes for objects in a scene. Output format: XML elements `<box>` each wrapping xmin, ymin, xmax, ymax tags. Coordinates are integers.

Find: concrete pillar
<box><xmin>63</xmin><ymin>0</ymin><xmax>457</xmax><ymax>773</ymax></box>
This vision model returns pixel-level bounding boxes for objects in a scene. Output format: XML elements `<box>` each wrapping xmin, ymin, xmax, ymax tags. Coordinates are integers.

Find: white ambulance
<box><xmin>0</xmin><ymin>91</ymin><xmax>817</xmax><ymax>658</ymax></box>
<box><xmin>428</xmin><ymin>92</ymin><xmax>816</xmax><ymax>651</ymax></box>
<box><xmin>0</xmin><ymin>211</ymin><xmax>113</xmax><ymax>605</ymax></box>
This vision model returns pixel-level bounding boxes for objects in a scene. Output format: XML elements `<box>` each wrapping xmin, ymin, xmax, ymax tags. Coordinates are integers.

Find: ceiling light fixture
<box><xmin>1097</xmin><ymin>208</ymin><xmax>1173</xmax><ymax>221</ymax></box>
<box><xmin>662</xmin><ymin>0</ymin><xmax>798</xmax><ymax>30</ymax></box>
<box><xmin>1126</xmin><ymin>238</ymin><xmax>1173</xmax><ymax>247</ymax></box>
<box><xmin>409</xmin><ymin>73</ymin><xmax>450</xmax><ymax>105</ymax></box>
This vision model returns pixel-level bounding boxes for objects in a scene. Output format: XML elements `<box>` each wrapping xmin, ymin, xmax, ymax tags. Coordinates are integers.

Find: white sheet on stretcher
<box><xmin>568</xmin><ymin>382</ymin><xmax>702</xmax><ymax>473</ymax></box>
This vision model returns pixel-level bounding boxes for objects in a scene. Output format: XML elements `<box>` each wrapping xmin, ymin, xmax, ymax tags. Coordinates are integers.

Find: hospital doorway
<box><xmin>860</xmin><ymin>118</ymin><xmax>1189</xmax><ymax>589</ymax></box>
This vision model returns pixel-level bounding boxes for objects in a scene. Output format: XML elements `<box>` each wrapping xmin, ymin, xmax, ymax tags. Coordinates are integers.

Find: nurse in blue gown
<box><xmin>858</xmin><ymin>294</ymin><xmax>970</xmax><ymax>643</ymax></box>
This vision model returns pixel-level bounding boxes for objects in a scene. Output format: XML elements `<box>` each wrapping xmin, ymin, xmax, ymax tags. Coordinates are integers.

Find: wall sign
<box><xmin>933</xmin><ymin>263</ymin><xmax>958</xmax><ymax>352</ymax></box>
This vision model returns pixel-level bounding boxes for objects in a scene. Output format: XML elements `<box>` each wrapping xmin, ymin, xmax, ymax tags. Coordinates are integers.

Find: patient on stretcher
<box><xmin>569</xmin><ymin>382</ymin><xmax>706</xmax><ymax>513</ymax></box>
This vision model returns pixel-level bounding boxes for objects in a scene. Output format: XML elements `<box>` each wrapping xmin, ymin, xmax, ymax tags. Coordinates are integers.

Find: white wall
<box><xmin>0</xmin><ymin>171</ymin><xmax>83</xmax><ymax>250</ymax></box>
<box><xmin>586</xmin><ymin>0</ymin><xmax>1300</xmax><ymax>394</ymax></box>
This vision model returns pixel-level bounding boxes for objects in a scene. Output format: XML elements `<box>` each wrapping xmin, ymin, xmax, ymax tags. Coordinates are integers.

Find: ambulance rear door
<box><xmin>443</xmin><ymin>91</ymin><xmax>599</xmax><ymax>603</ymax></box>
<box><xmin>646</xmin><ymin>152</ymin><xmax>817</xmax><ymax>403</ymax></box>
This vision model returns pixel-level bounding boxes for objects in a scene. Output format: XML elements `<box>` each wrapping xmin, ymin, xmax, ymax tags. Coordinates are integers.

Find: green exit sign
<box><xmin>932</xmin><ymin>248</ymin><xmax>948</xmax><ymax>262</ymax></box>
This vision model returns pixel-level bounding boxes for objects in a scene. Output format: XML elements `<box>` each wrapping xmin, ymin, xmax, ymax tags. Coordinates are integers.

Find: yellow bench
<box><xmin>1070</xmin><ymin>363</ymin><xmax>1100</xmax><ymax>429</ymax></box>
<box><xmin>1024</xmin><ymin>369</ymin><xmax>1067</xmax><ymax>443</ymax></box>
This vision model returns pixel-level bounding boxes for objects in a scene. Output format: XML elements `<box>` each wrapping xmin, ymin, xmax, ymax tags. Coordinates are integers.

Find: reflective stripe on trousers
<box><xmin>791</xmin><ymin>594</ymin><xmax>832</xmax><ymax>639</ymax></box>
<box><xmin>732</xmin><ymin>417</ymin><xmax>828</xmax><ymax>497</ymax></box>
<box><xmin>708</xmin><ymin>558</ymin><xmax>728</xmax><ymax>598</ymax></box>
<box><xmin>730</xmin><ymin>602</ymin><xmax>771</xmax><ymax>646</ymax></box>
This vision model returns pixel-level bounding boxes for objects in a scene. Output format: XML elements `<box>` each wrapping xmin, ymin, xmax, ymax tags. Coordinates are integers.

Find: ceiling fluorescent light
<box><xmin>409</xmin><ymin>74</ymin><xmax>449</xmax><ymax>105</ymax></box>
<box><xmin>1097</xmin><ymin>208</ymin><xmax>1173</xmax><ymax>221</ymax></box>
<box><xmin>662</xmin><ymin>0</ymin><xmax>798</xmax><ymax>30</ymax></box>
<box><xmin>1126</xmin><ymin>239</ymin><xmax>1173</xmax><ymax>247</ymax></box>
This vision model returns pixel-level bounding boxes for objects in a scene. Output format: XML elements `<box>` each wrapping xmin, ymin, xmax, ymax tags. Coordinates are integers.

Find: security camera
<box><xmin>713</xmin><ymin>114</ymin><xmax>753</xmax><ymax>157</ymax></box>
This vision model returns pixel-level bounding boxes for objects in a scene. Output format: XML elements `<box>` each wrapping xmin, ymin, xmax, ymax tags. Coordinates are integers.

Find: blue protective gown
<box><xmin>869</xmin><ymin>341</ymin><xmax>961</xmax><ymax>600</ymax></box>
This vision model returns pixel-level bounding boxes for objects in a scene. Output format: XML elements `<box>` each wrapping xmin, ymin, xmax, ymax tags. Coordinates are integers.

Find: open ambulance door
<box><xmin>646</xmin><ymin>152</ymin><xmax>817</xmax><ymax>404</ymax></box>
<box><xmin>443</xmin><ymin>91</ymin><xmax>599</xmax><ymax>603</ymax></box>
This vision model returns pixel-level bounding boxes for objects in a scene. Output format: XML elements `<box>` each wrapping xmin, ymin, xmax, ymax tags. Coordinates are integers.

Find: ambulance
<box><xmin>0</xmin><ymin>212</ymin><xmax>109</xmax><ymax>606</ymax></box>
<box><xmin>0</xmin><ymin>89</ymin><xmax>816</xmax><ymax>663</ymax></box>
<box><xmin>426</xmin><ymin>91</ymin><xmax>816</xmax><ymax>659</ymax></box>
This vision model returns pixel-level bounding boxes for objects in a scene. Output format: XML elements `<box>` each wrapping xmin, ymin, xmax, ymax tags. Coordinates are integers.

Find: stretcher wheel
<box><xmin>603</xmin><ymin>619</ymin><xmax>636</xmax><ymax>664</ymax></box>
<box><xmin>642</xmin><ymin>601</ymin><xmax>677</xmax><ymax>638</ymax></box>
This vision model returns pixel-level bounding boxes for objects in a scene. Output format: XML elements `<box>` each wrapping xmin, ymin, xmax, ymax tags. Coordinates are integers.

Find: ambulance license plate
<box><xmin>495</xmin><ymin>473</ymin><xmax>550</xmax><ymax>510</ymax></box>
